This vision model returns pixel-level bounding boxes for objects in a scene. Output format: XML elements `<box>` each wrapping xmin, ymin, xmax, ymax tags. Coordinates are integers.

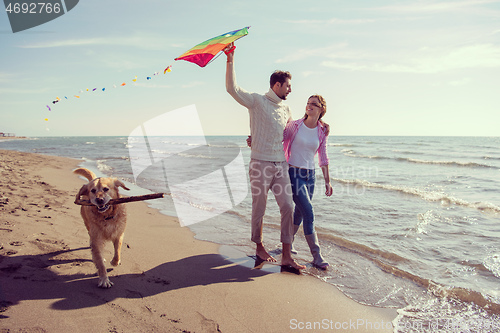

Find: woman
<box><xmin>283</xmin><ymin>95</ymin><xmax>333</xmax><ymax>269</ymax></box>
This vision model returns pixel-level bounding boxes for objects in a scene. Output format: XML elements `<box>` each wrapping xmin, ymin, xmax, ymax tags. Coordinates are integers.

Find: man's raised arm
<box><xmin>225</xmin><ymin>43</ymin><xmax>255</xmax><ymax>109</ymax></box>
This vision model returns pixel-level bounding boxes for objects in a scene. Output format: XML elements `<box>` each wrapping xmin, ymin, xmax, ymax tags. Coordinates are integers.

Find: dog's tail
<box><xmin>73</xmin><ymin>168</ymin><xmax>97</xmax><ymax>182</ymax></box>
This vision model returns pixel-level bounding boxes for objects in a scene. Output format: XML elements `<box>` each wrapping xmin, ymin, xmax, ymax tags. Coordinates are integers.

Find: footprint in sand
<box><xmin>146</xmin><ymin>276</ymin><xmax>171</xmax><ymax>286</ymax></box>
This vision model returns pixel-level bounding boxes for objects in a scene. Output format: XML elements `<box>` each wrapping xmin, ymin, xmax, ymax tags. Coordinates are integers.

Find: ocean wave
<box><xmin>341</xmin><ymin>149</ymin><xmax>497</xmax><ymax>169</ymax></box>
<box><xmin>376</xmin><ymin>258</ymin><xmax>500</xmax><ymax>315</ymax></box>
<box><xmin>160</xmin><ymin>140</ymin><xmax>203</xmax><ymax>147</ymax></box>
<box><xmin>321</xmin><ymin>232</ymin><xmax>408</xmax><ymax>263</ymax></box>
<box><xmin>96</xmin><ymin>156</ymin><xmax>130</xmax><ymax>161</ymax></box>
<box><xmin>207</xmin><ymin>143</ymin><xmax>248</xmax><ymax>149</ymax></box>
<box><xmin>155</xmin><ymin>140</ymin><xmax>246</xmax><ymax>150</ymax></box>
<box><xmin>223</xmin><ymin>209</ymin><xmax>250</xmax><ymax>224</ymax></box>
<box><xmin>176</xmin><ymin>152</ymin><xmax>217</xmax><ymax>159</ymax></box>
<box><xmin>413</xmin><ymin>210</ymin><xmax>438</xmax><ymax>234</ymax></box>
<box><xmin>332</xmin><ymin>178</ymin><xmax>500</xmax><ymax>214</ymax></box>
<box><xmin>96</xmin><ymin>160</ymin><xmax>113</xmax><ymax>173</ymax></box>
<box><xmin>340</xmin><ymin>149</ymin><xmax>389</xmax><ymax>160</ymax></box>
<box><xmin>483</xmin><ymin>155</ymin><xmax>500</xmax><ymax>161</ymax></box>
<box><xmin>150</xmin><ymin>149</ymin><xmax>170</xmax><ymax>155</ymax></box>
<box><xmin>328</xmin><ymin>143</ymin><xmax>354</xmax><ymax>147</ymax></box>
<box><xmin>400</xmin><ymin>157</ymin><xmax>496</xmax><ymax>169</ymax></box>
<box><xmin>483</xmin><ymin>254</ymin><xmax>500</xmax><ymax>279</ymax></box>
<box><xmin>392</xmin><ymin>149</ymin><xmax>424</xmax><ymax>155</ymax></box>
<box><xmin>320</xmin><ymin>232</ymin><xmax>500</xmax><ymax>314</ymax></box>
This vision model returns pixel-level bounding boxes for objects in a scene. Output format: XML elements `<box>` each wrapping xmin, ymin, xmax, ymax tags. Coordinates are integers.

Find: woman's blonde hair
<box><xmin>304</xmin><ymin>95</ymin><xmax>327</xmax><ymax>120</ymax></box>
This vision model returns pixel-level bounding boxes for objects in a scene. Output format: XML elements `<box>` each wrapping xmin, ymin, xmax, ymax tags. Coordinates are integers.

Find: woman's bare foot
<box><xmin>256</xmin><ymin>242</ymin><xmax>277</xmax><ymax>262</ymax></box>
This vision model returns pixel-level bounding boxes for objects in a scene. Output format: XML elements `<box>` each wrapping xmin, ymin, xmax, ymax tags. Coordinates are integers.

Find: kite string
<box><xmin>205</xmin><ymin>51</ymin><xmax>225</xmax><ymax>67</ymax></box>
<box><xmin>45</xmin><ymin>64</ymin><xmax>173</xmax><ymax>118</ymax></box>
<box><xmin>206</xmin><ymin>38</ymin><xmax>241</xmax><ymax>67</ymax></box>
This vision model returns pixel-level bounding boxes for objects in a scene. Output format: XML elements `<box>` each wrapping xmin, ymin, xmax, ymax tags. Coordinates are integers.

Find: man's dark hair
<box><xmin>270</xmin><ymin>70</ymin><xmax>292</xmax><ymax>88</ymax></box>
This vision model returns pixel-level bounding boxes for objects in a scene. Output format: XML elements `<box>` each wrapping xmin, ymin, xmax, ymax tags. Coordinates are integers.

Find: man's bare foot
<box><xmin>281</xmin><ymin>257</ymin><xmax>306</xmax><ymax>270</ymax></box>
<box><xmin>256</xmin><ymin>243</ymin><xmax>277</xmax><ymax>262</ymax></box>
<box><xmin>281</xmin><ymin>242</ymin><xmax>305</xmax><ymax>270</ymax></box>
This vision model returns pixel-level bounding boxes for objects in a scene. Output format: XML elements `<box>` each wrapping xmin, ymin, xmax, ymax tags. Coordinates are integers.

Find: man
<box><xmin>225</xmin><ymin>43</ymin><xmax>305</xmax><ymax>270</ymax></box>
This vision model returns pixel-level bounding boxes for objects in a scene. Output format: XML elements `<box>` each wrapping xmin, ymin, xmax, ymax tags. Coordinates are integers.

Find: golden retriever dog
<box><xmin>74</xmin><ymin>168</ymin><xmax>130</xmax><ymax>288</ymax></box>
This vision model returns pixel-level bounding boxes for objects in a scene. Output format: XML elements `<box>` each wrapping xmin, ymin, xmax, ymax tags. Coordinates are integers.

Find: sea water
<box><xmin>2</xmin><ymin>136</ymin><xmax>499</xmax><ymax>332</ymax></box>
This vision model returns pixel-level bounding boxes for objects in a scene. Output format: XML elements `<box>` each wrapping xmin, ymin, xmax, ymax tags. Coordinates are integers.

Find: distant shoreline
<box><xmin>0</xmin><ymin>136</ymin><xmax>28</xmax><ymax>140</ymax></box>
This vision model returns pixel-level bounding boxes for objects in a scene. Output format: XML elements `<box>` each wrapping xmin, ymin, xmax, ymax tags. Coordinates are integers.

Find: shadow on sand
<box><xmin>0</xmin><ymin>246</ymin><xmax>279</xmax><ymax>314</ymax></box>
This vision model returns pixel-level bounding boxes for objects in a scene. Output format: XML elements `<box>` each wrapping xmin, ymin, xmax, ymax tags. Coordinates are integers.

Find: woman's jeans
<box><xmin>288</xmin><ymin>167</ymin><xmax>315</xmax><ymax>235</ymax></box>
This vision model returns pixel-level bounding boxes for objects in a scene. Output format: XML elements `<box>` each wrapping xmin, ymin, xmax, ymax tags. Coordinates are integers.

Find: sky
<box><xmin>1</xmin><ymin>0</ymin><xmax>499</xmax><ymax>137</ymax></box>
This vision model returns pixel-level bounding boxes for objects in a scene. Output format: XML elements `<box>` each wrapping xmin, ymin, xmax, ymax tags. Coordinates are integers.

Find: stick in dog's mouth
<box><xmin>97</xmin><ymin>204</ymin><xmax>111</xmax><ymax>213</ymax></box>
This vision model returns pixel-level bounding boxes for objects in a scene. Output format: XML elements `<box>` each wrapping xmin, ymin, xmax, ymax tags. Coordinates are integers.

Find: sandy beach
<box><xmin>0</xmin><ymin>149</ymin><xmax>396</xmax><ymax>332</ymax></box>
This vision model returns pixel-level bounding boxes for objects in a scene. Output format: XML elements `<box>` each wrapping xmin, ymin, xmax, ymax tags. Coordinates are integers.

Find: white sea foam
<box><xmin>332</xmin><ymin>178</ymin><xmax>500</xmax><ymax>214</ymax></box>
<box><xmin>96</xmin><ymin>159</ymin><xmax>113</xmax><ymax>173</ymax></box>
<box><xmin>341</xmin><ymin>149</ymin><xmax>390</xmax><ymax>160</ymax></box>
<box><xmin>483</xmin><ymin>254</ymin><xmax>500</xmax><ymax>279</ymax></box>
<box><xmin>402</xmin><ymin>157</ymin><xmax>495</xmax><ymax>169</ymax></box>
<box><xmin>329</xmin><ymin>143</ymin><xmax>354</xmax><ymax>147</ymax></box>
<box><xmin>341</xmin><ymin>149</ymin><xmax>497</xmax><ymax>169</ymax></box>
<box><xmin>176</xmin><ymin>152</ymin><xmax>217</xmax><ymax>159</ymax></box>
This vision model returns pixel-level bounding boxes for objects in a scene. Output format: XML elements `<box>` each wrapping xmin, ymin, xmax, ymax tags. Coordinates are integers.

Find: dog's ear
<box><xmin>75</xmin><ymin>184</ymin><xmax>89</xmax><ymax>204</ymax></box>
<box><xmin>114</xmin><ymin>180</ymin><xmax>130</xmax><ymax>191</ymax></box>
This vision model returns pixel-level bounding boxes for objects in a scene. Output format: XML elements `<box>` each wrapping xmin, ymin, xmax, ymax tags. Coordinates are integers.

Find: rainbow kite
<box><xmin>175</xmin><ymin>26</ymin><xmax>250</xmax><ymax>67</ymax></box>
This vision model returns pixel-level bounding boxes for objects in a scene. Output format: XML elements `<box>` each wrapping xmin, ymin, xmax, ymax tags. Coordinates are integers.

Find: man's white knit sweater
<box><xmin>226</xmin><ymin>61</ymin><xmax>291</xmax><ymax>162</ymax></box>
